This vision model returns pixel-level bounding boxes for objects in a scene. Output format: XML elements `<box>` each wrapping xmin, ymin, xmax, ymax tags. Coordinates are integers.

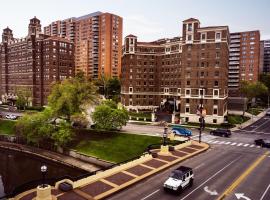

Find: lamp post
<box><xmin>199</xmin><ymin>89</ymin><xmax>206</xmax><ymax>143</ymax></box>
<box><xmin>40</xmin><ymin>165</ymin><xmax>47</xmax><ymax>188</ymax></box>
<box><xmin>163</xmin><ymin>124</ymin><xmax>168</xmax><ymax>146</ymax></box>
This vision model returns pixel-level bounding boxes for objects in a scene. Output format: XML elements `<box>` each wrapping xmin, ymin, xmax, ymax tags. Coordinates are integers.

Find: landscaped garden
<box><xmin>0</xmin><ymin>119</ymin><xmax>16</xmax><ymax>135</ymax></box>
<box><xmin>228</xmin><ymin>114</ymin><xmax>250</xmax><ymax>125</ymax></box>
<box><xmin>73</xmin><ymin>131</ymin><xmax>162</xmax><ymax>163</ymax></box>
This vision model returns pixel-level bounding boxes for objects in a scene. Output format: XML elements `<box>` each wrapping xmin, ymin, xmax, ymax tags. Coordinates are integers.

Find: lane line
<box><xmin>194</xmin><ymin>163</ymin><xmax>205</xmax><ymax>170</ymax></box>
<box><xmin>140</xmin><ymin>189</ymin><xmax>160</xmax><ymax>200</ymax></box>
<box><xmin>260</xmin><ymin>183</ymin><xmax>270</xmax><ymax>200</ymax></box>
<box><xmin>243</xmin><ymin>144</ymin><xmax>250</xmax><ymax>147</ymax></box>
<box><xmin>225</xmin><ymin>142</ymin><xmax>231</xmax><ymax>145</ymax></box>
<box><xmin>231</xmin><ymin>142</ymin><xmax>237</xmax><ymax>146</ymax></box>
<box><xmin>249</xmin><ymin>145</ymin><xmax>255</xmax><ymax>148</ymax></box>
<box><xmin>237</xmin><ymin>143</ymin><xmax>243</xmax><ymax>146</ymax></box>
<box><xmin>219</xmin><ymin>141</ymin><xmax>225</xmax><ymax>144</ymax></box>
<box><xmin>179</xmin><ymin>157</ymin><xmax>241</xmax><ymax>200</ymax></box>
<box><xmin>217</xmin><ymin>152</ymin><xmax>270</xmax><ymax>200</ymax></box>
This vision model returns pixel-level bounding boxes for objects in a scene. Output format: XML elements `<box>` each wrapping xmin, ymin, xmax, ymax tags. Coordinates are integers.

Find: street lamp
<box><xmin>40</xmin><ymin>165</ymin><xmax>47</xmax><ymax>188</ymax></box>
<box><xmin>198</xmin><ymin>89</ymin><xmax>206</xmax><ymax>143</ymax></box>
<box><xmin>163</xmin><ymin>124</ymin><xmax>168</xmax><ymax>146</ymax></box>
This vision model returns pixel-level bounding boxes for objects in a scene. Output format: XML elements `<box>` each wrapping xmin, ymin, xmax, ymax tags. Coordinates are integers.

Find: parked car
<box><xmin>210</xmin><ymin>128</ymin><xmax>231</xmax><ymax>137</ymax></box>
<box><xmin>254</xmin><ymin>139</ymin><xmax>270</xmax><ymax>148</ymax></box>
<box><xmin>266</xmin><ymin>110</ymin><xmax>270</xmax><ymax>117</ymax></box>
<box><xmin>171</xmin><ymin>126</ymin><xmax>192</xmax><ymax>137</ymax></box>
<box><xmin>164</xmin><ymin>166</ymin><xmax>193</xmax><ymax>193</ymax></box>
<box><xmin>5</xmin><ymin>114</ymin><xmax>17</xmax><ymax>120</ymax></box>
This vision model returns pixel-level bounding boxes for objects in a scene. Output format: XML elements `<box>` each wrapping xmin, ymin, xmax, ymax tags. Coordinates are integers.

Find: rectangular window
<box><xmin>215</xmin><ymin>32</ymin><xmax>221</xmax><ymax>40</ymax></box>
<box><xmin>201</xmin><ymin>33</ymin><xmax>206</xmax><ymax>42</ymax></box>
<box><xmin>188</xmin><ymin>23</ymin><xmax>192</xmax><ymax>31</ymax></box>
<box><xmin>213</xmin><ymin>108</ymin><xmax>218</xmax><ymax>115</ymax></box>
<box><xmin>185</xmin><ymin>107</ymin><xmax>190</xmax><ymax>113</ymax></box>
<box><xmin>129</xmin><ymin>87</ymin><xmax>133</xmax><ymax>93</ymax></box>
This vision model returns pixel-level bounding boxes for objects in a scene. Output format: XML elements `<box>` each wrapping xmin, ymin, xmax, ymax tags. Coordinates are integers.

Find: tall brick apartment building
<box><xmin>121</xmin><ymin>18</ymin><xmax>229</xmax><ymax>124</ymax></box>
<box><xmin>228</xmin><ymin>31</ymin><xmax>260</xmax><ymax>97</ymax></box>
<box><xmin>44</xmin><ymin>11</ymin><xmax>122</xmax><ymax>79</ymax></box>
<box><xmin>0</xmin><ymin>17</ymin><xmax>74</xmax><ymax>106</ymax></box>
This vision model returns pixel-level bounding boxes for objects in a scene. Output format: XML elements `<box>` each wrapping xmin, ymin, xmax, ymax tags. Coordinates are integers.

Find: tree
<box><xmin>260</xmin><ymin>74</ymin><xmax>270</xmax><ymax>107</ymax></box>
<box><xmin>240</xmin><ymin>81</ymin><xmax>268</xmax><ymax>115</ymax></box>
<box><xmin>70</xmin><ymin>113</ymin><xmax>89</xmax><ymax>128</ymax></box>
<box><xmin>107</xmin><ymin>77</ymin><xmax>121</xmax><ymax>101</ymax></box>
<box><xmin>16</xmin><ymin>108</ymin><xmax>74</xmax><ymax>147</ymax></box>
<box><xmin>15</xmin><ymin>87</ymin><xmax>32</xmax><ymax>110</ymax></box>
<box><xmin>92</xmin><ymin>100</ymin><xmax>129</xmax><ymax>130</ymax></box>
<box><xmin>48</xmin><ymin>74</ymin><xmax>98</xmax><ymax>120</ymax></box>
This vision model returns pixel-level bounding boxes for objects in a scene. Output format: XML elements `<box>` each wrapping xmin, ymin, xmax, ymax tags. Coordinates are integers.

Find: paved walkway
<box><xmin>0</xmin><ymin>142</ymin><xmax>100</xmax><ymax>172</ymax></box>
<box><xmin>16</xmin><ymin>141</ymin><xmax>208</xmax><ymax>200</ymax></box>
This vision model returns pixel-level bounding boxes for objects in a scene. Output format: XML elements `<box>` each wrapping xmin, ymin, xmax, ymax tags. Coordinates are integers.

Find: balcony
<box><xmin>230</xmin><ymin>39</ymin><xmax>240</xmax><ymax>43</ymax></box>
<box><xmin>230</xmin><ymin>48</ymin><xmax>240</xmax><ymax>52</ymax></box>
<box><xmin>229</xmin><ymin>61</ymin><xmax>240</xmax><ymax>65</ymax></box>
<box><xmin>229</xmin><ymin>75</ymin><xmax>239</xmax><ymax>78</ymax></box>
<box><xmin>230</xmin><ymin>44</ymin><xmax>240</xmax><ymax>48</ymax></box>
<box><xmin>229</xmin><ymin>57</ymin><xmax>240</xmax><ymax>61</ymax></box>
<box><xmin>230</xmin><ymin>35</ymin><xmax>241</xmax><ymax>39</ymax></box>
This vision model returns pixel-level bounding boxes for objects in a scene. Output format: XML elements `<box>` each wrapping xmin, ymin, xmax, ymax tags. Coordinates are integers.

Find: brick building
<box><xmin>260</xmin><ymin>40</ymin><xmax>270</xmax><ymax>74</ymax></box>
<box><xmin>121</xmin><ymin>18</ymin><xmax>230</xmax><ymax>124</ymax></box>
<box><xmin>228</xmin><ymin>31</ymin><xmax>260</xmax><ymax>97</ymax></box>
<box><xmin>44</xmin><ymin>11</ymin><xmax>122</xmax><ymax>79</ymax></box>
<box><xmin>0</xmin><ymin>17</ymin><xmax>74</xmax><ymax>106</ymax></box>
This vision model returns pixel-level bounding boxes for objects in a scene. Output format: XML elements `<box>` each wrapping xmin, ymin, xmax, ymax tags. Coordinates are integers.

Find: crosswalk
<box><xmin>207</xmin><ymin>140</ymin><xmax>261</xmax><ymax>148</ymax></box>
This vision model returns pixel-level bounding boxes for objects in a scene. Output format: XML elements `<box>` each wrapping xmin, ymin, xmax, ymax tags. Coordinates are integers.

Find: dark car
<box><xmin>254</xmin><ymin>139</ymin><xmax>270</xmax><ymax>148</ymax></box>
<box><xmin>210</xmin><ymin>129</ymin><xmax>231</xmax><ymax>137</ymax></box>
<box><xmin>266</xmin><ymin>110</ymin><xmax>270</xmax><ymax>117</ymax></box>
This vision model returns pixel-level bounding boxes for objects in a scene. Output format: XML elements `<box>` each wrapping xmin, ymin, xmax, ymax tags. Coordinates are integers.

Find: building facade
<box><xmin>44</xmin><ymin>12</ymin><xmax>122</xmax><ymax>79</ymax></box>
<box><xmin>0</xmin><ymin>17</ymin><xmax>74</xmax><ymax>106</ymax></box>
<box><xmin>228</xmin><ymin>31</ymin><xmax>260</xmax><ymax>97</ymax></box>
<box><xmin>121</xmin><ymin>18</ymin><xmax>230</xmax><ymax>124</ymax></box>
<box><xmin>260</xmin><ymin>40</ymin><xmax>270</xmax><ymax>74</ymax></box>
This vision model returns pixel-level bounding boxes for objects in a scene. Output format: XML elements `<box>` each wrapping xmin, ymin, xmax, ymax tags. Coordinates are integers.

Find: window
<box><xmin>216</xmin><ymin>43</ymin><xmax>221</xmax><ymax>49</ymax></box>
<box><xmin>214</xmin><ymin>81</ymin><xmax>219</xmax><ymax>87</ymax></box>
<box><xmin>215</xmin><ymin>32</ymin><xmax>221</xmax><ymax>40</ymax></box>
<box><xmin>213</xmin><ymin>119</ymin><xmax>217</xmax><ymax>123</ymax></box>
<box><xmin>129</xmin><ymin>87</ymin><xmax>133</xmax><ymax>93</ymax></box>
<box><xmin>215</xmin><ymin>71</ymin><xmax>219</xmax><ymax>77</ymax></box>
<box><xmin>185</xmin><ymin>89</ymin><xmax>191</xmax><ymax>96</ymax></box>
<box><xmin>199</xmin><ymin>89</ymin><xmax>204</xmax><ymax>96</ymax></box>
<box><xmin>186</xmin><ymin>80</ymin><xmax>190</xmax><ymax>86</ymax></box>
<box><xmin>185</xmin><ymin>107</ymin><xmax>190</xmax><ymax>113</ymax></box>
<box><xmin>186</xmin><ymin>99</ymin><xmax>190</xmax><ymax>103</ymax></box>
<box><xmin>201</xmin><ymin>33</ymin><xmax>206</xmax><ymax>41</ymax></box>
<box><xmin>213</xmin><ymin>89</ymin><xmax>219</xmax><ymax>97</ymax></box>
<box><xmin>188</xmin><ymin>35</ymin><xmax>192</xmax><ymax>41</ymax></box>
<box><xmin>188</xmin><ymin>23</ymin><xmax>192</xmax><ymax>31</ymax></box>
<box><xmin>177</xmin><ymin>88</ymin><xmax>181</xmax><ymax>94</ymax></box>
<box><xmin>213</xmin><ymin>108</ymin><xmax>218</xmax><ymax>115</ymax></box>
<box><xmin>201</xmin><ymin>44</ymin><xmax>205</xmax><ymax>49</ymax></box>
<box><xmin>215</xmin><ymin>61</ymin><xmax>220</xmax><ymax>68</ymax></box>
<box><xmin>164</xmin><ymin>88</ymin><xmax>169</xmax><ymax>93</ymax></box>
<box><xmin>216</xmin><ymin>52</ymin><xmax>220</xmax><ymax>59</ymax></box>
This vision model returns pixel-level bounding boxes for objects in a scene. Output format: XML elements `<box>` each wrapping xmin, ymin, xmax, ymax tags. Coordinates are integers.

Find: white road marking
<box><xmin>140</xmin><ymin>189</ymin><xmax>160</xmax><ymax>200</ymax></box>
<box><xmin>219</xmin><ymin>141</ymin><xmax>225</xmax><ymax>144</ymax></box>
<box><xmin>237</xmin><ymin>143</ymin><xmax>243</xmax><ymax>146</ymax></box>
<box><xmin>243</xmin><ymin>144</ymin><xmax>250</xmax><ymax>147</ymax></box>
<box><xmin>253</xmin><ymin>120</ymin><xmax>270</xmax><ymax>131</ymax></box>
<box><xmin>249</xmin><ymin>145</ymin><xmax>255</xmax><ymax>148</ymax></box>
<box><xmin>207</xmin><ymin>140</ymin><xmax>214</xmax><ymax>143</ymax></box>
<box><xmin>211</xmin><ymin>141</ymin><xmax>220</xmax><ymax>144</ymax></box>
<box><xmin>194</xmin><ymin>163</ymin><xmax>205</xmax><ymax>170</ymax></box>
<box><xmin>260</xmin><ymin>183</ymin><xmax>270</xmax><ymax>200</ymax></box>
<box><xmin>231</xmin><ymin>142</ymin><xmax>237</xmax><ymax>146</ymax></box>
<box><xmin>179</xmin><ymin>157</ymin><xmax>241</xmax><ymax>200</ymax></box>
<box><xmin>225</xmin><ymin>142</ymin><xmax>231</xmax><ymax>145</ymax></box>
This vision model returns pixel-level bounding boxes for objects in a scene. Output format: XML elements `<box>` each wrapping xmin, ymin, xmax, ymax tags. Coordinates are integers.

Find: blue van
<box><xmin>171</xmin><ymin>126</ymin><xmax>192</xmax><ymax>137</ymax></box>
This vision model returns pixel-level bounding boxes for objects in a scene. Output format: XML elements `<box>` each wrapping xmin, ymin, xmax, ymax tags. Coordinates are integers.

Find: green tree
<box><xmin>92</xmin><ymin>100</ymin><xmax>129</xmax><ymax>130</ymax></box>
<box><xmin>15</xmin><ymin>87</ymin><xmax>32</xmax><ymax>110</ymax></box>
<box><xmin>107</xmin><ymin>77</ymin><xmax>121</xmax><ymax>101</ymax></box>
<box><xmin>70</xmin><ymin>113</ymin><xmax>89</xmax><ymax>128</ymax></box>
<box><xmin>48</xmin><ymin>74</ymin><xmax>98</xmax><ymax>120</ymax></box>
<box><xmin>51</xmin><ymin>121</ymin><xmax>74</xmax><ymax>147</ymax></box>
<box><xmin>260</xmin><ymin>74</ymin><xmax>270</xmax><ymax>107</ymax></box>
<box><xmin>240</xmin><ymin>81</ymin><xmax>268</xmax><ymax>115</ymax></box>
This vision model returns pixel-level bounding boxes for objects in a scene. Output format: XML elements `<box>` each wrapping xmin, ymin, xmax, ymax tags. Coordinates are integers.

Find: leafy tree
<box><xmin>240</xmin><ymin>81</ymin><xmax>268</xmax><ymax>115</ymax></box>
<box><xmin>92</xmin><ymin>100</ymin><xmax>129</xmax><ymax>130</ymax></box>
<box><xmin>48</xmin><ymin>74</ymin><xmax>98</xmax><ymax>120</ymax></box>
<box><xmin>51</xmin><ymin>121</ymin><xmax>74</xmax><ymax>147</ymax></box>
<box><xmin>70</xmin><ymin>113</ymin><xmax>89</xmax><ymax>128</ymax></box>
<box><xmin>107</xmin><ymin>77</ymin><xmax>121</xmax><ymax>100</ymax></box>
<box><xmin>260</xmin><ymin>74</ymin><xmax>270</xmax><ymax>106</ymax></box>
<box><xmin>15</xmin><ymin>87</ymin><xmax>32</xmax><ymax>110</ymax></box>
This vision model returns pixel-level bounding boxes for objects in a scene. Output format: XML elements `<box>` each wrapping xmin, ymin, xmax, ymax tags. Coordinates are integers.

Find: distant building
<box><xmin>121</xmin><ymin>18</ymin><xmax>229</xmax><ymax>124</ymax></box>
<box><xmin>0</xmin><ymin>17</ymin><xmax>74</xmax><ymax>106</ymax></box>
<box><xmin>44</xmin><ymin>12</ymin><xmax>123</xmax><ymax>79</ymax></box>
<box><xmin>228</xmin><ymin>31</ymin><xmax>260</xmax><ymax>97</ymax></box>
<box><xmin>260</xmin><ymin>40</ymin><xmax>270</xmax><ymax>74</ymax></box>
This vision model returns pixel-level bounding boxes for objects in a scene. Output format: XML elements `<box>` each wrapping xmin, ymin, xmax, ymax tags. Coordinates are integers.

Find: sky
<box><xmin>0</xmin><ymin>0</ymin><xmax>270</xmax><ymax>42</ymax></box>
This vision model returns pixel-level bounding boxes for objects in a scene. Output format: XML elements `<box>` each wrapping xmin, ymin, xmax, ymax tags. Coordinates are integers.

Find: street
<box><xmin>107</xmin><ymin>115</ymin><xmax>270</xmax><ymax>200</ymax></box>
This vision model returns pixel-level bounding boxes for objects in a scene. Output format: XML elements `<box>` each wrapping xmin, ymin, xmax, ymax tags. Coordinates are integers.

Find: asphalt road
<box><xmin>106</xmin><ymin>143</ymin><xmax>270</xmax><ymax>200</ymax></box>
<box><xmin>236</xmin><ymin>115</ymin><xmax>270</xmax><ymax>135</ymax></box>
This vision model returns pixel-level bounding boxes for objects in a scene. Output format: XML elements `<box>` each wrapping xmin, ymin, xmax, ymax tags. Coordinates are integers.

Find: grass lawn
<box><xmin>228</xmin><ymin>115</ymin><xmax>250</xmax><ymax>125</ymax></box>
<box><xmin>73</xmin><ymin>131</ymin><xmax>162</xmax><ymax>163</ymax></box>
<box><xmin>248</xmin><ymin>108</ymin><xmax>263</xmax><ymax>116</ymax></box>
<box><xmin>0</xmin><ymin>119</ymin><xmax>16</xmax><ymax>135</ymax></box>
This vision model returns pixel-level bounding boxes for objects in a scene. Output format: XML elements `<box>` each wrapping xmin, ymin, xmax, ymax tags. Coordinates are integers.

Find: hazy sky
<box><xmin>1</xmin><ymin>0</ymin><xmax>270</xmax><ymax>41</ymax></box>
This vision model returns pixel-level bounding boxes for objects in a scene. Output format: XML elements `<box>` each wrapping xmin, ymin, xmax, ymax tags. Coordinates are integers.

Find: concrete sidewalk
<box><xmin>15</xmin><ymin>141</ymin><xmax>209</xmax><ymax>200</ymax></box>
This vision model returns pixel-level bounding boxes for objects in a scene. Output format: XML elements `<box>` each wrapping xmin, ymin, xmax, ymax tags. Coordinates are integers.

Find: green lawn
<box><xmin>248</xmin><ymin>107</ymin><xmax>263</xmax><ymax>116</ymax></box>
<box><xmin>73</xmin><ymin>132</ymin><xmax>162</xmax><ymax>163</ymax></box>
<box><xmin>228</xmin><ymin>115</ymin><xmax>250</xmax><ymax>125</ymax></box>
<box><xmin>0</xmin><ymin>119</ymin><xmax>16</xmax><ymax>135</ymax></box>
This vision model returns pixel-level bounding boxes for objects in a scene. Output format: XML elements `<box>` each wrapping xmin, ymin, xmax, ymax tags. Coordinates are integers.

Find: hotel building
<box><xmin>121</xmin><ymin>18</ymin><xmax>230</xmax><ymax>124</ymax></box>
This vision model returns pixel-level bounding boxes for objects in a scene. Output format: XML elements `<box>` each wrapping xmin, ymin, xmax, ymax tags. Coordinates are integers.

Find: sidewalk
<box><xmin>15</xmin><ymin>141</ymin><xmax>209</xmax><ymax>200</ymax></box>
<box><xmin>231</xmin><ymin>110</ymin><xmax>267</xmax><ymax>131</ymax></box>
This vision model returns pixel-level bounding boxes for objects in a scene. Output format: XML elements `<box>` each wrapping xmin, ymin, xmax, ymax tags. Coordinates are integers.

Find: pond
<box><xmin>0</xmin><ymin>148</ymin><xmax>86</xmax><ymax>198</ymax></box>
